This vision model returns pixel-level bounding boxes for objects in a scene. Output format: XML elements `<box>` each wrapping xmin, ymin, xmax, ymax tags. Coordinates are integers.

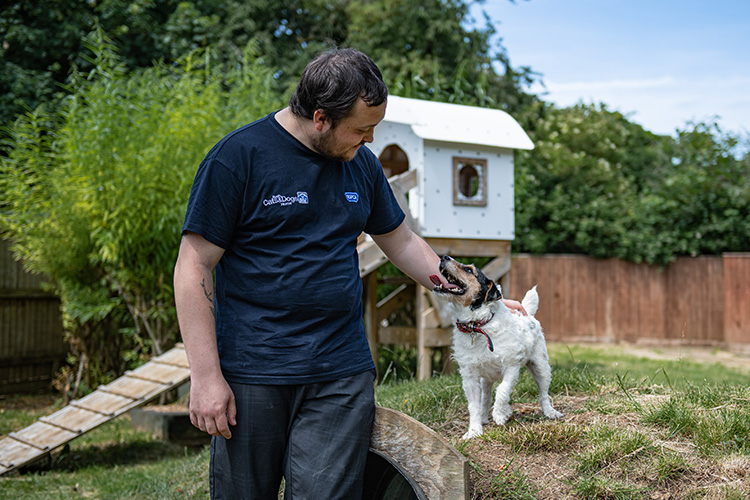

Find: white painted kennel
<box><xmin>368</xmin><ymin>95</ymin><xmax>533</xmax><ymax>241</ymax></box>
<box><xmin>366</xmin><ymin>96</ymin><xmax>535</xmax><ymax>380</ymax></box>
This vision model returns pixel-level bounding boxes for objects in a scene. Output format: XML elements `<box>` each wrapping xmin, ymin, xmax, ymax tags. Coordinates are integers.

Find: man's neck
<box><xmin>274</xmin><ymin>107</ymin><xmax>316</xmax><ymax>151</ymax></box>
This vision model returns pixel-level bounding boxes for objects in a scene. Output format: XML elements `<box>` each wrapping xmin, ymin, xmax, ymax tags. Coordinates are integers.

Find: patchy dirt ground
<box><xmin>430</xmin><ymin>345</ymin><xmax>750</xmax><ymax>499</ymax></box>
<box><xmin>3</xmin><ymin>344</ymin><xmax>750</xmax><ymax>498</ymax></box>
<box><xmin>440</xmin><ymin>395</ymin><xmax>750</xmax><ymax>499</ymax></box>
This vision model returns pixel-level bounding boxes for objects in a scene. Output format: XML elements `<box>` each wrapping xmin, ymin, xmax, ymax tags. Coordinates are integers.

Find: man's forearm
<box><xmin>173</xmin><ymin>232</ymin><xmax>226</xmax><ymax>379</ymax></box>
<box><xmin>175</xmin><ymin>262</ymin><xmax>223</xmax><ymax>378</ymax></box>
<box><xmin>372</xmin><ymin>223</ymin><xmax>441</xmax><ymax>289</ymax></box>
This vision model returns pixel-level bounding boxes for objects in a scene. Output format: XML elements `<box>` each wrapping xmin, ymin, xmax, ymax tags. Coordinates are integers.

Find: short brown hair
<box><xmin>289</xmin><ymin>48</ymin><xmax>388</xmax><ymax>125</ymax></box>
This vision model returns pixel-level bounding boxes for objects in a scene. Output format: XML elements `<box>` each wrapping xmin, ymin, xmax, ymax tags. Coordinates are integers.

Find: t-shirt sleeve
<box><xmin>182</xmin><ymin>157</ymin><xmax>244</xmax><ymax>249</ymax></box>
<box><xmin>363</xmin><ymin>156</ymin><xmax>406</xmax><ymax>236</ymax></box>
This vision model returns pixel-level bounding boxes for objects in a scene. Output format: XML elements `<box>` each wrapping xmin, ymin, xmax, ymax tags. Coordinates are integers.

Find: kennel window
<box><xmin>453</xmin><ymin>157</ymin><xmax>487</xmax><ymax>207</ymax></box>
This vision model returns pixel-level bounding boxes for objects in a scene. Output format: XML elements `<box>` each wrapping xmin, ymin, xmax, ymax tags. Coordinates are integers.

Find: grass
<box><xmin>0</xmin><ymin>410</ymin><xmax>209</xmax><ymax>500</ymax></box>
<box><xmin>2</xmin><ymin>342</ymin><xmax>750</xmax><ymax>499</ymax></box>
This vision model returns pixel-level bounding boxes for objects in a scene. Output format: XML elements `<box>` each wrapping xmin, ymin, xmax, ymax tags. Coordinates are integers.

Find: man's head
<box><xmin>289</xmin><ymin>48</ymin><xmax>388</xmax><ymax>127</ymax></box>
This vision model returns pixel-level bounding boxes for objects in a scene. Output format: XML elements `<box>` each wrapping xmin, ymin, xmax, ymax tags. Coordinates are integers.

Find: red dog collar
<box><xmin>456</xmin><ymin>314</ymin><xmax>495</xmax><ymax>352</ymax></box>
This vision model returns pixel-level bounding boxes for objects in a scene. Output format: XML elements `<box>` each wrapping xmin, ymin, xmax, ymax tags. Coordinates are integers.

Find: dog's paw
<box><xmin>492</xmin><ymin>408</ymin><xmax>511</xmax><ymax>426</ymax></box>
<box><xmin>462</xmin><ymin>427</ymin><xmax>484</xmax><ymax>440</ymax></box>
<box><xmin>545</xmin><ymin>408</ymin><xmax>564</xmax><ymax>420</ymax></box>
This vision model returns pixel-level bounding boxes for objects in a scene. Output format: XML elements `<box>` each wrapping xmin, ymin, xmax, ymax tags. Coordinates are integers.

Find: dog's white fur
<box><xmin>433</xmin><ymin>258</ymin><xmax>563</xmax><ymax>439</ymax></box>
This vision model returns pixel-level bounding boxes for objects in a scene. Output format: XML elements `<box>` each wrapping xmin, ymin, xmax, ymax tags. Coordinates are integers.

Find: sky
<box><xmin>470</xmin><ymin>0</ymin><xmax>750</xmax><ymax>138</ymax></box>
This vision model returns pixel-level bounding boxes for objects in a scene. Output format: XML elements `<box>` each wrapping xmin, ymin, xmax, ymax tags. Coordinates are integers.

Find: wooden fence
<box><xmin>507</xmin><ymin>253</ymin><xmax>750</xmax><ymax>353</ymax></box>
<box><xmin>0</xmin><ymin>239</ymin><xmax>66</xmax><ymax>394</ymax></box>
<box><xmin>2</xmin><ymin>235</ymin><xmax>749</xmax><ymax>393</ymax></box>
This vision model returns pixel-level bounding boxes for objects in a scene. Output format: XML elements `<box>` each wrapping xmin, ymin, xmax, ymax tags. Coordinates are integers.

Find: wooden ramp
<box><xmin>0</xmin><ymin>345</ymin><xmax>190</xmax><ymax>476</ymax></box>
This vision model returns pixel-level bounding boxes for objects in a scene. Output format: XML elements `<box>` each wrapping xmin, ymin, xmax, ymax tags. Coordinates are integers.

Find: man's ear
<box><xmin>312</xmin><ymin>109</ymin><xmax>330</xmax><ymax>132</ymax></box>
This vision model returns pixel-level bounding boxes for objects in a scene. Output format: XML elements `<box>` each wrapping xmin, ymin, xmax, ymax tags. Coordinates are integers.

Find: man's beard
<box><xmin>310</xmin><ymin>129</ymin><xmax>360</xmax><ymax>162</ymax></box>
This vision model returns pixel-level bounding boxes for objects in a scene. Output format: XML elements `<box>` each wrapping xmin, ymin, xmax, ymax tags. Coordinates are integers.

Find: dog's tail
<box><xmin>521</xmin><ymin>285</ymin><xmax>539</xmax><ymax>316</ymax></box>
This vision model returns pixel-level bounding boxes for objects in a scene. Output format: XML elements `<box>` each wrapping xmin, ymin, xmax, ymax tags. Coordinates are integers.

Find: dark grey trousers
<box><xmin>209</xmin><ymin>370</ymin><xmax>376</xmax><ymax>500</ymax></box>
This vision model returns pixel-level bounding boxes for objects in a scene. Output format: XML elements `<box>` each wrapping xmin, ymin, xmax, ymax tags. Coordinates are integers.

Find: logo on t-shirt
<box><xmin>263</xmin><ymin>191</ymin><xmax>309</xmax><ymax>207</ymax></box>
<box><xmin>345</xmin><ymin>192</ymin><xmax>359</xmax><ymax>203</ymax></box>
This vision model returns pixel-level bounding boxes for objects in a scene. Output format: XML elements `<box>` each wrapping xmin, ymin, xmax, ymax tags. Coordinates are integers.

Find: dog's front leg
<box><xmin>492</xmin><ymin>366</ymin><xmax>521</xmax><ymax>426</ymax></box>
<box><xmin>462</xmin><ymin>376</ymin><xmax>485</xmax><ymax>439</ymax></box>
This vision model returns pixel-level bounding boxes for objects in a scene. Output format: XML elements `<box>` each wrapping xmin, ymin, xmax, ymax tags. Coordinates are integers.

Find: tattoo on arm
<box><xmin>200</xmin><ymin>278</ymin><xmax>215</xmax><ymax>316</ymax></box>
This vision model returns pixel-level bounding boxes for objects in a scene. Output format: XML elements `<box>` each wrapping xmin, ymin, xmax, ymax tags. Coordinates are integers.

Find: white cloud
<box><xmin>544</xmin><ymin>77</ymin><xmax>676</xmax><ymax>93</ymax></box>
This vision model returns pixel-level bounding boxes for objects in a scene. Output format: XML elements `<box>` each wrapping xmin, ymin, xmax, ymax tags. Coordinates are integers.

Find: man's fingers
<box><xmin>215</xmin><ymin>415</ymin><xmax>233</xmax><ymax>439</ymax></box>
<box><xmin>227</xmin><ymin>395</ymin><xmax>238</xmax><ymax>427</ymax></box>
<box><xmin>190</xmin><ymin>409</ymin><xmax>227</xmax><ymax>438</ymax></box>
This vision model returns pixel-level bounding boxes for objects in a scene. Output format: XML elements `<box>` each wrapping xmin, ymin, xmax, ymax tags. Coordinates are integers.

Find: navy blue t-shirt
<box><xmin>182</xmin><ymin>112</ymin><xmax>405</xmax><ymax>384</ymax></box>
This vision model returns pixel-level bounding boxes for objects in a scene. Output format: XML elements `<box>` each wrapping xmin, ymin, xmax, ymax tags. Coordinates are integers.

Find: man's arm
<box><xmin>173</xmin><ymin>231</ymin><xmax>237</xmax><ymax>438</ymax></box>
<box><xmin>371</xmin><ymin>222</ymin><xmax>527</xmax><ymax>314</ymax></box>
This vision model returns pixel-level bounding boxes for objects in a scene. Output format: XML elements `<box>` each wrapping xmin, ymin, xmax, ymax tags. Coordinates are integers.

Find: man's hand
<box><xmin>503</xmin><ymin>299</ymin><xmax>527</xmax><ymax>316</ymax></box>
<box><xmin>188</xmin><ymin>375</ymin><xmax>237</xmax><ymax>439</ymax></box>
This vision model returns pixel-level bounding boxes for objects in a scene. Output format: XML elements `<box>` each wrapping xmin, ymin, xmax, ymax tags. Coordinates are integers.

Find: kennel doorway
<box><xmin>379</xmin><ymin>143</ymin><xmax>410</xmax><ymax>178</ymax></box>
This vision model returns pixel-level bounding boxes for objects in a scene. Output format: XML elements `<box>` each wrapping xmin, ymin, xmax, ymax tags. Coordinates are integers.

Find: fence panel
<box><xmin>0</xmin><ymin>239</ymin><xmax>66</xmax><ymax>394</ymax></box>
<box><xmin>724</xmin><ymin>253</ymin><xmax>750</xmax><ymax>352</ymax></box>
<box><xmin>509</xmin><ymin>254</ymin><xmax>746</xmax><ymax>349</ymax></box>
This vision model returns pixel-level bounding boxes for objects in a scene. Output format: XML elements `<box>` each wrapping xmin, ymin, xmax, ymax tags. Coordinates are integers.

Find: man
<box><xmin>174</xmin><ymin>47</ymin><xmax>525</xmax><ymax>499</ymax></box>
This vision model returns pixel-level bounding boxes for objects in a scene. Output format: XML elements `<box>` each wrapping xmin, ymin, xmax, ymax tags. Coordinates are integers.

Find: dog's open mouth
<box><xmin>430</xmin><ymin>271</ymin><xmax>466</xmax><ymax>295</ymax></box>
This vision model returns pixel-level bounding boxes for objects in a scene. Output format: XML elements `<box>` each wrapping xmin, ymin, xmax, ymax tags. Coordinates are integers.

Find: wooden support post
<box><xmin>416</xmin><ymin>287</ymin><xmax>432</xmax><ymax>380</ymax></box>
<box><xmin>500</xmin><ymin>271</ymin><xmax>510</xmax><ymax>301</ymax></box>
<box><xmin>363</xmin><ymin>271</ymin><xmax>380</xmax><ymax>377</ymax></box>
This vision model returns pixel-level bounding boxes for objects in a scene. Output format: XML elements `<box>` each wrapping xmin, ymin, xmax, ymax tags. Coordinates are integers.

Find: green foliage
<box><xmin>514</xmin><ymin>102</ymin><xmax>750</xmax><ymax>265</ymax></box>
<box><xmin>636</xmin><ymin>122</ymin><xmax>750</xmax><ymax>262</ymax></box>
<box><xmin>515</xmin><ymin>102</ymin><xmax>666</xmax><ymax>259</ymax></box>
<box><xmin>0</xmin><ymin>28</ymin><xmax>282</xmax><ymax>391</ymax></box>
<box><xmin>0</xmin><ymin>0</ymin><xmax>537</xmax><ymax>124</ymax></box>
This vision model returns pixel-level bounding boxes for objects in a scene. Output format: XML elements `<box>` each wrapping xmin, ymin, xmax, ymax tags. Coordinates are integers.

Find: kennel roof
<box><xmin>383</xmin><ymin>95</ymin><xmax>534</xmax><ymax>150</ymax></box>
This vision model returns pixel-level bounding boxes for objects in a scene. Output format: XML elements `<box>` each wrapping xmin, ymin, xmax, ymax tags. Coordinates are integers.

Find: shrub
<box><xmin>0</xmin><ymin>28</ymin><xmax>282</xmax><ymax>393</ymax></box>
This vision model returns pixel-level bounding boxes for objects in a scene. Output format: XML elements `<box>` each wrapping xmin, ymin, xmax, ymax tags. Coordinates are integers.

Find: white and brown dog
<box><xmin>431</xmin><ymin>255</ymin><xmax>563</xmax><ymax>439</ymax></box>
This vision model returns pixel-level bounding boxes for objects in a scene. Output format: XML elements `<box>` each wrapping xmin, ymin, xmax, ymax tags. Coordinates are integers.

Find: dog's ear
<box><xmin>470</xmin><ymin>279</ymin><xmax>503</xmax><ymax>310</ymax></box>
<box><xmin>485</xmin><ymin>280</ymin><xmax>503</xmax><ymax>302</ymax></box>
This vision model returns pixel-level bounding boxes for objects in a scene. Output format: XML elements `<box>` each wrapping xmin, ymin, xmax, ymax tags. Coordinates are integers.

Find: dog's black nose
<box><xmin>441</xmin><ymin>255</ymin><xmax>453</xmax><ymax>263</ymax></box>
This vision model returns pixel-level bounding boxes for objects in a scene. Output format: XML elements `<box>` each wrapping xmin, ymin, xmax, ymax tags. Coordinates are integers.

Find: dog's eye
<box><xmin>463</xmin><ymin>266</ymin><xmax>473</xmax><ymax>274</ymax></box>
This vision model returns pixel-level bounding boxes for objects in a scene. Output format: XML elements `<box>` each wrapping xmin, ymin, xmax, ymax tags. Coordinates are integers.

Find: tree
<box><xmin>1</xmin><ymin>1</ymin><xmax>535</xmax><ymax>125</ymax></box>
<box><xmin>631</xmin><ymin>122</ymin><xmax>750</xmax><ymax>264</ymax></box>
<box><xmin>0</xmin><ymin>29</ymin><xmax>283</xmax><ymax>392</ymax></box>
<box><xmin>513</xmin><ymin>101</ymin><xmax>750</xmax><ymax>265</ymax></box>
<box><xmin>347</xmin><ymin>0</ymin><xmax>539</xmax><ymax>113</ymax></box>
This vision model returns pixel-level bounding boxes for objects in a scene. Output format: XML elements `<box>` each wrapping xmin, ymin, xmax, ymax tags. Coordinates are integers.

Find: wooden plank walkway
<box><xmin>0</xmin><ymin>345</ymin><xmax>190</xmax><ymax>476</ymax></box>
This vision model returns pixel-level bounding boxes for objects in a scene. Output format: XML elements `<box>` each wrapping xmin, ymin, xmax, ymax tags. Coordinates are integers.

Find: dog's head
<box><xmin>431</xmin><ymin>255</ymin><xmax>503</xmax><ymax>310</ymax></box>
